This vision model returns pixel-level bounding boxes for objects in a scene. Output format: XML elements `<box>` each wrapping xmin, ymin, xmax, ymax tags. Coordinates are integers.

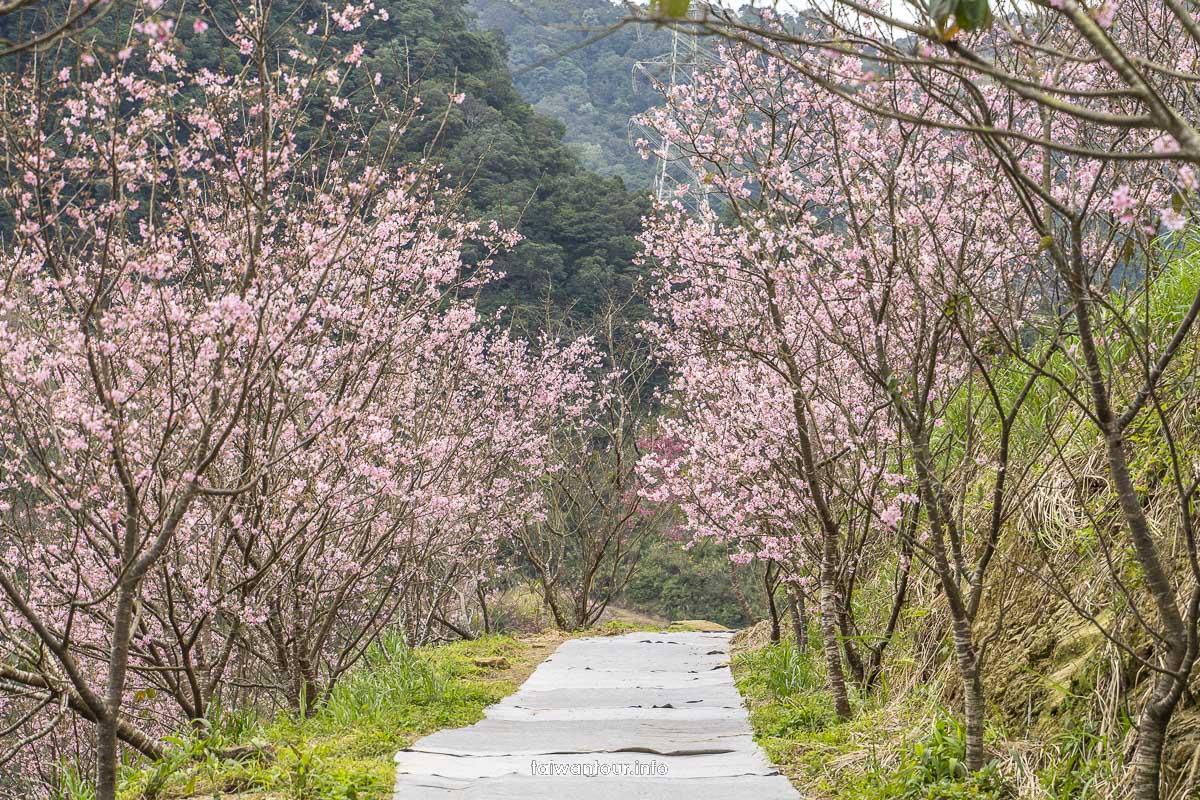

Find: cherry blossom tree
<box><xmin>0</xmin><ymin>1</ymin><xmax>600</xmax><ymax>794</ymax></box>
<box><xmin>636</xmin><ymin>287</ymin><xmax>878</xmax><ymax>717</ymax></box>
<box><xmin>212</xmin><ymin>319</ymin><xmax>595</xmax><ymax>711</ymax></box>
<box><xmin>635</xmin><ymin>52</ymin><xmax>929</xmax><ymax>718</ymax></box>
<box><xmin>512</xmin><ymin>304</ymin><xmax>664</xmax><ymax>632</ymax></box>
<box><xmin>635</xmin><ymin>2</ymin><xmax>1200</xmax><ymax>793</ymax></box>
<box><xmin>636</xmin><ymin>39</ymin><xmax>1065</xmax><ymax>768</ymax></box>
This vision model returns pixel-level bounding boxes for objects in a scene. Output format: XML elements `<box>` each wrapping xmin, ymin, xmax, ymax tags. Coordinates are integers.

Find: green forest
<box><xmin>468</xmin><ymin>0</ymin><xmax>672</xmax><ymax>187</ymax></box>
<box><xmin>371</xmin><ymin>0</ymin><xmax>653</xmax><ymax>327</ymax></box>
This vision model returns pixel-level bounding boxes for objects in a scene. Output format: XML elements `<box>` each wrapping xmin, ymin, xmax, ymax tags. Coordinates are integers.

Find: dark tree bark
<box><xmin>764</xmin><ymin>564</ymin><xmax>782</xmax><ymax>643</ymax></box>
<box><xmin>786</xmin><ymin>586</ymin><xmax>808</xmax><ymax>651</ymax></box>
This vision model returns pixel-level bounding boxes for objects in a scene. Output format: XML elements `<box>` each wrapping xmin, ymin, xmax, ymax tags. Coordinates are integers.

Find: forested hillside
<box><xmin>374</xmin><ymin>0</ymin><xmax>650</xmax><ymax>326</ymax></box>
<box><xmin>468</xmin><ymin>0</ymin><xmax>670</xmax><ymax>188</ymax></box>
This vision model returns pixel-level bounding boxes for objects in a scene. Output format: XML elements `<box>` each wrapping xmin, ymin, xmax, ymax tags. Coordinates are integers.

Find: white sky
<box><xmin>608</xmin><ymin>0</ymin><xmax>925</xmax><ymax>34</ymax></box>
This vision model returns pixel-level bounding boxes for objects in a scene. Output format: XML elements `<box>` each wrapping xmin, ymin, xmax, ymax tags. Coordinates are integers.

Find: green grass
<box><xmin>113</xmin><ymin>634</ymin><xmax>535</xmax><ymax>800</ymax></box>
<box><xmin>733</xmin><ymin>641</ymin><xmax>1009</xmax><ymax>800</ymax></box>
<box><xmin>923</xmin><ymin>233</ymin><xmax>1200</xmax><ymax>550</ymax></box>
<box><xmin>733</xmin><ymin>640</ymin><xmax>868</xmax><ymax>791</ymax></box>
<box><xmin>51</xmin><ymin>765</ymin><xmax>97</xmax><ymax>800</ymax></box>
<box><xmin>733</xmin><ymin>638</ymin><xmax>1132</xmax><ymax>800</ymax></box>
<box><xmin>572</xmin><ymin>619</ymin><xmax>663</xmax><ymax>636</ymax></box>
<box><xmin>1034</xmin><ymin>719</ymin><xmax>1119</xmax><ymax>800</ymax></box>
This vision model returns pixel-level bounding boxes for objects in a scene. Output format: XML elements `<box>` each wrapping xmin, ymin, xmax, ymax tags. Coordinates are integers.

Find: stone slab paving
<box><xmin>394</xmin><ymin>631</ymin><xmax>800</xmax><ymax>799</ymax></box>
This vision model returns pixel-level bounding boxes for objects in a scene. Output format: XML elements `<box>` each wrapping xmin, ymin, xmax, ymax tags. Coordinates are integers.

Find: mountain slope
<box><xmin>468</xmin><ymin>0</ymin><xmax>672</xmax><ymax>188</ymax></box>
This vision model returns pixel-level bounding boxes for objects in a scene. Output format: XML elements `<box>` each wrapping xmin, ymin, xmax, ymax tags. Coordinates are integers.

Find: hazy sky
<box><xmin>610</xmin><ymin>0</ymin><xmax>924</xmax><ymax>33</ymax></box>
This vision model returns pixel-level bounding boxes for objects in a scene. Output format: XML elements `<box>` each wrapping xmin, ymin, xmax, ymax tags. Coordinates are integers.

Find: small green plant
<box><xmin>909</xmin><ymin>718</ymin><xmax>971</xmax><ymax>785</ymax></box>
<box><xmin>50</xmin><ymin>764</ymin><xmax>96</xmax><ymax>800</ymax></box>
<box><xmin>856</xmin><ymin>717</ymin><xmax>1007</xmax><ymax>800</ymax></box>
<box><xmin>734</xmin><ymin>642</ymin><xmax>844</xmax><ymax>751</ymax></box>
<box><xmin>321</xmin><ymin>633</ymin><xmax>447</xmax><ymax>730</ymax></box>
<box><xmin>280</xmin><ymin>744</ymin><xmax>372</xmax><ymax>800</ymax></box>
<box><xmin>738</xmin><ymin>640</ymin><xmax>826</xmax><ymax>700</ymax></box>
<box><xmin>286</xmin><ymin>744</ymin><xmax>320</xmax><ymax>799</ymax></box>
<box><xmin>752</xmin><ymin>692</ymin><xmax>835</xmax><ymax>738</ymax></box>
<box><xmin>761</xmin><ymin>642</ymin><xmax>818</xmax><ymax>697</ymax></box>
<box><xmin>1038</xmin><ymin>719</ymin><xmax>1118</xmax><ymax>799</ymax></box>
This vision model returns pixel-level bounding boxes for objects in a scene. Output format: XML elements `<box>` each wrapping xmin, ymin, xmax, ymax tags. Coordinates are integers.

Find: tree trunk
<box><xmin>1131</xmin><ymin>646</ymin><xmax>1196</xmax><ymax>800</ymax></box>
<box><xmin>864</xmin><ymin>540</ymin><xmax>913</xmax><ymax>690</ymax></box>
<box><xmin>838</xmin><ymin>608</ymin><xmax>867</xmax><ymax>688</ymax></box>
<box><xmin>574</xmin><ymin>562</ymin><xmax>596</xmax><ymax>632</ymax></box>
<box><xmin>764</xmin><ymin>569</ymin><xmax>782</xmax><ymax>643</ymax></box>
<box><xmin>1133</xmin><ymin>701</ymin><xmax>1168</xmax><ymax>800</ymax></box>
<box><xmin>95</xmin><ymin>715</ymin><xmax>119</xmax><ymax>800</ymax></box>
<box><xmin>761</xmin><ymin>274</ymin><xmax>851</xmax><ymax>717</ymax></box>
<box><xmin>786</xmin><ymin>587</ymin><xmax>807</xmax><ymax>651</ymax></box>
<box><xmin>1096</xmin><ymin>424</ymin><xmax>1191</xmax><ymax>800</ymax></box>
<box><xmin>96</xmin><ymin>583</ymin><xmax>139</xmax><ymax>800</ymax></box>
<box><xmin>820</xmin><ymin>537</ymin><xmax>852</xmax><ymax>719</ymax></box>
<box><xmin>476</xmin><ymin>584</ymin><xmax>491</xmax><ymax>635</ymax></box>
<box><xmin>299</xmin><ymin>666</ymin><xmax>320</xmax><ymax>717</ymax></box>
<box><xmin>728</xmin><ymin>556</ymin><xmax>755</xmax><ymax>623</ymax></box>
<box><xmin>1062</xmin><ymin>234</ymin><xmax>1194</xmax><ymax>800</ymax></box>
<box><xmin>538</xmin><ymin>577</ymin><xmax>570</xmax><ymax>632</ymax></box>
<box><xmin>949</xmin><ymin>614</ymin><xmax>986</xmax><ymax>772</ymax></box>
<box><xmin>904</xmin><ymin>433</ymin><xmax>987</xmax><ymax>772</ymax></box>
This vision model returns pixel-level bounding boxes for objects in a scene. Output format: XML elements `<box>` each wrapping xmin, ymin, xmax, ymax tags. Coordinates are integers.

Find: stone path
<box><xmin>393</xmin><ymin>631</ymin><xmax>800</xmax><ymax>798</ymax></box>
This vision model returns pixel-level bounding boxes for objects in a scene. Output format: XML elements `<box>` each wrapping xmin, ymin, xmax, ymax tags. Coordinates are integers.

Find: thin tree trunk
<box><xmin>838</xmin><ymin>608</ymin><xmax>867</xmax><ymax>688</ymax></box>
<box><xmin>797</xmin><ymin>590</ymin><xmax>809</xmax><ymax>651</ymax></box>
<box><xmin>1097</xmin><ymin>422</ymin><xmax>1192</xmax><ymax>800</ymax></box>
<box><xmin>786</xmin><ymin>586</ymin><xmax>807</xmax><ymax>650</ymax></box>
<box><xmin>910</xmin><ymin>433</ymin><xmax>986</xmax><ymax>771</ymax></box>
<box><xmin>820</xmin><ymin>534</ymin><xmax>852</xmax><ymax>719</ymax></box>
<box><xmin>96</xmin><ymin>583</ymin><xmax>139</xmax><ymax>800</ymax></box>
<box><xmin>761</xmin><ymin>277</ymin><xmax>853</xmax><ymax>719</ymax></box>
<box><xmin>764</xmin><ymin>567</ymin><xmax>782</xmax><ymax>643</ymax></box>
<box><xmin>538</xmin><ymin>575</ymin><xmax>570</xmax><ymax>632</ymax></box>
<box><xmin>864</xmin><ymin>533</ymin><xmax>914</xmax><ymax>689</ymax></box>
<box><xmin>949</xmin><ymin>614</ymin><xmax>986</xmax><ymax>772</ymax></box>
<box><xmin>476</xmin><ymin>584</ymin><xmax>491</xmax><ymax>635</ymax></box>
<box><xmin>1062</xmin><ymin>230</ymin><xmax>1194</xmax><ymax>800</ymax></box>
<box><xmin>1133</xmin><ymin>699</ymin><xmax>1170</xmax><ymax>800</ymax></box>
<box><xmin>1132</xmin><ymin>670</ymin><xmax>1199</xmax><ymax>800</ymax></box>
<box><xmin>727</xmin><ymin>556</ymin><xmax>755</xmax><ymax>623</ymax></box>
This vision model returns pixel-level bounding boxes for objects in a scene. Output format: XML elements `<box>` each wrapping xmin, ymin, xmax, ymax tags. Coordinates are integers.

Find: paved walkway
<box><xmin>393</xmin><ymin>631</ymin><xmax>800</xmax><ymax>798</ymax></box>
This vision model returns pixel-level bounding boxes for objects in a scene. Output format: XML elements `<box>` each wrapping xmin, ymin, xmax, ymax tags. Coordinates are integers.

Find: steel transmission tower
<box><xmin>629</xmin><ymin>10</ymin><xmax>713</xmax><ymax>212</ymax></box>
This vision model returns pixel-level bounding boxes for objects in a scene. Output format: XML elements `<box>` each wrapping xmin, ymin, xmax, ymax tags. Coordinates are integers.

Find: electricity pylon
<box><xmin>629</xmin><ymin>8</ymin><xmax>713</xmax><ymax>212</ymax></box>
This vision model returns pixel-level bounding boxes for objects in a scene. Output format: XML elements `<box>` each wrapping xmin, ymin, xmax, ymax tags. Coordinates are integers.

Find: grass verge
<box><xmin>111</xmin><ymin>632</ymin><xmax>565</xmax><ymax>800</ymax></box>
<box><xmin>734</xmin><ymin>641</ymin><xmax>1012</xmax><ymax>800</ymax></box>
